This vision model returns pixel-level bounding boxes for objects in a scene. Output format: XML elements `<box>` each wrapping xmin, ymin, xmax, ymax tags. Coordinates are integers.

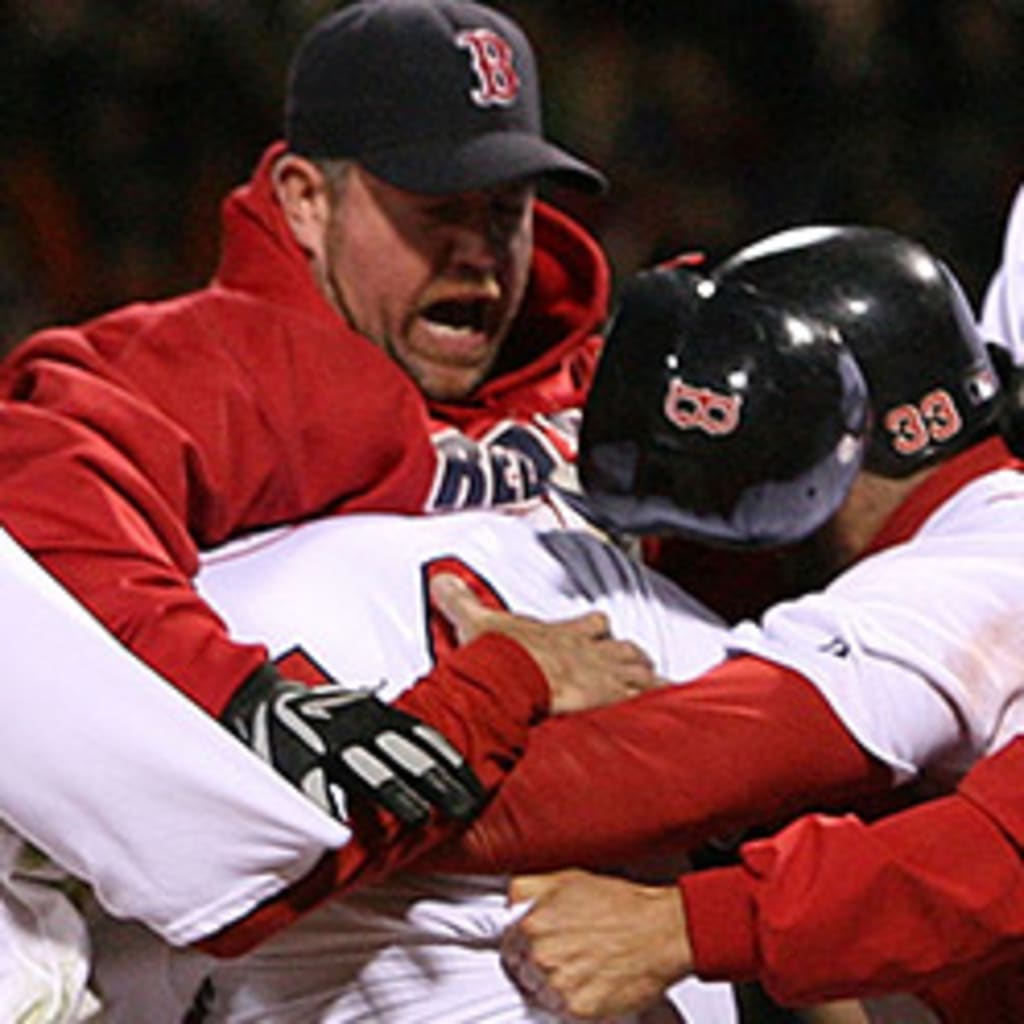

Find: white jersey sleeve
<box><xmin>0</xmin><ymin>528</ymin><xmax>348</xmax><ymax>947</ymax></box>
<box><xmin>729</xmin><ymin>469</ymin><xmax>1024</xmax><ymax>784</ymax></box>
<box><xmin>981</xmin><ymin>184</ymin><xmax>1024</xmax><ymax>364</ymax></box>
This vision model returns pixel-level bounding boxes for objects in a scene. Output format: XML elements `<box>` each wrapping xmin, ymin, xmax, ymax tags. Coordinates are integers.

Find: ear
<box><xmin>271</xmin><ymin>154</ymin><xmax>331</xmax><ymax>262</ymax></box>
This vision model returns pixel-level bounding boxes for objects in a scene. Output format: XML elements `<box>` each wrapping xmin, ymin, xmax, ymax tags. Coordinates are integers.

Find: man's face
<box><xmin>322</xmin><ymin>165</ymin><xmax>535</xmax><ymax>401</ymax></box>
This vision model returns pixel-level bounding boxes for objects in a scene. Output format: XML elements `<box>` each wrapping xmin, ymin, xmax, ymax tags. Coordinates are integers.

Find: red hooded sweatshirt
<box><xmin>0</xmin><ymin>143</ymin><xmax>609</xmax><ymax>716</ymax></box>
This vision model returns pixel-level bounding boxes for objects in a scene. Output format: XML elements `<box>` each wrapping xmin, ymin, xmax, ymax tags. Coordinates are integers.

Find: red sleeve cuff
<box><xmin>679</xmin><ymin>866</ymin><xmax>760</xmax><ymax>983</ymax></box>
<box><xmin>396</xmin><ymin>631</ymin><xmax>550</xmax><ymax>792</ymax></box>
<box><xmin>398</xmin><ymin>630</ymin><xmax>549</xmax><ymax>722</ymax></box>
<box><xmin>448</xmin><ymin>631</ymin><xmax>551</xmax><ymax>721</ymax></box>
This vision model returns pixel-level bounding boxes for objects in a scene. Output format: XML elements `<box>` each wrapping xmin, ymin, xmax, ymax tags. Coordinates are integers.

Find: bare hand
<box><xmin>502</xmin><ymin>869</ymin><xmax>692</xmax><ymax>1020</ymax></box>
<box><xmin>429</xmin><ymin>574</ymin><xmax>657</xmax><ymax>715</ymax></box>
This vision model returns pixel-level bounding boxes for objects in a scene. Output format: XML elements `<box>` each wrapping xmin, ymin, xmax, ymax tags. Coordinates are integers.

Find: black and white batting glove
<box><xmin>221</xmin><ymin>665</ymin><xmax>485</xmax><ymax>828</ymax></box>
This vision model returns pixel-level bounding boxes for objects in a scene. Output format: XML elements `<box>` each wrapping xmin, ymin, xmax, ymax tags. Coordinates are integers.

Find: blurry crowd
<box><xmin>1</xmin><ymin>0</ymin><xmax>1022</xmax><ymax>351</ymax></box>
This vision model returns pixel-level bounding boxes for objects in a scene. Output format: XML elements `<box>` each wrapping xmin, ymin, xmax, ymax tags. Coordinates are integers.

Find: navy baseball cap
<box><xmin>284</xmin><ymin>0</ymin><xmax>607</xmax><ymax>195</ymax></box>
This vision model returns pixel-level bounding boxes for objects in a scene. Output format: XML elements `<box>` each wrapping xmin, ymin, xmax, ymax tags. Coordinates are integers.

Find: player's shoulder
<box><xmin>923</xmin><ymin>466</ymin><xmax>1024</xmax><ymax>541</ymax></box>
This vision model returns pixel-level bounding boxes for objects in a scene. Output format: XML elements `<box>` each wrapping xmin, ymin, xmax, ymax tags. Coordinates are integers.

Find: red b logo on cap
<box><xmin>456</xmin><ymin>29</ymin><xmax>520</xmax><ymax>107</ymax></box>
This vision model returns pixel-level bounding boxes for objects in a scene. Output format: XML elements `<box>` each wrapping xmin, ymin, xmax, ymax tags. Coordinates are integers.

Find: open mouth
<box><xmin>420</xmin><ymin>298</ymin><xmax>490</xmax><ymax>334</ymax></box>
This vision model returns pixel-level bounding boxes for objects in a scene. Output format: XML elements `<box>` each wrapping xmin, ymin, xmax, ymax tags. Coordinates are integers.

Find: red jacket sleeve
<box><xmin>196</xmin><ymin>632</ymin><xmax>550</xmax><ymax>957</ymax></box>
<box><xmin>680</xmin><ymin>737</ymin><xmax>1024</xmax><ymax>1012</ymax></box>
<box><xmin>0</xmin><ymin>314</ymin><xmax>437</xmax><ymax>714</ymax></box>
<box><xmin>427</xmin><ymin>656</ymin><xmax>892</xmax><ymax>875</ymax></box>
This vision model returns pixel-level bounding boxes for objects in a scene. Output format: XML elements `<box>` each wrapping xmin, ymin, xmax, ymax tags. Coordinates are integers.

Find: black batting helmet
<box><xmin>717</xmin><ymin>226</ymin><xmax>1002</xmax><ymax>477</ymax></box>
<box><xmin>574</xmin><ymin>263</ymin><xmax>869</xmax><ymax>547</ymax></box>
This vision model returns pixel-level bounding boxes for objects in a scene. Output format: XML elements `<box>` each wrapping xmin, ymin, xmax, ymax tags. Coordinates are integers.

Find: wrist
<box><xmin>644</xmin><ymin>883</ymin><xmax>695</xmax><ymax>989</ymax></box>
<box><xmin>220</xmin><ymin>662</ymin><xmax>303</xmax><ymax>739</ymax></box>
<box><xmin>221</xmin><ymin>662</ymin><xmax>277</xmax><ymax>720</ymax></box>
<box><xmin>678</xmin><ymin>866</ymin><xmax>759</xmax><ymax>982</ymax></box>
<box><xmin>395</xmin><ymin>633</ymin><xmax>549</xmax><ymax>794</ymax></box>
<box><xmin>401</xmin><ymin>632</ymin><xmax>550</xmax><ymax>724</ymax></box>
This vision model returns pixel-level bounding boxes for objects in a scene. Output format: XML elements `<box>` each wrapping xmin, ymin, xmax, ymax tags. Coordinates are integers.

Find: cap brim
<box><xmin>360</xmin><ymin>132</ymin><xmax>607</xmax><ymax>195</ymax></box>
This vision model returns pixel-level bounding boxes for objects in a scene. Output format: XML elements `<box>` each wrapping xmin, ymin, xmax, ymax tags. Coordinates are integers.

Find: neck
<box><xmin>830</xmin><ymin>467</ymin><xmax>935</xmax><ymax>567</ymax></box>
<box><xmin>779</xmin><ymin>466</ymin><xmax>934</xmax><ymax>596</ymax></box>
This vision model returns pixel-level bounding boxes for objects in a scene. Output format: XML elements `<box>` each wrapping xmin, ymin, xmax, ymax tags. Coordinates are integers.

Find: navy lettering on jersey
<box><xmin>428</xmin><ymin>422</ymin><xmax>564</xmax><ymax>511</ymax></box>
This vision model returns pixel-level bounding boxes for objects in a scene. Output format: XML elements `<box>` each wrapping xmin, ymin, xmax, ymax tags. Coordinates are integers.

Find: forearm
<box><xmin>432</xmin><ymin>657</ymin><xmax>892</xmax><ymax>874</ymax></box>
<box><xmin>682</xmin><ymin>739</ymin><xmax>1024</xmax><ymax>1006</ymax></box>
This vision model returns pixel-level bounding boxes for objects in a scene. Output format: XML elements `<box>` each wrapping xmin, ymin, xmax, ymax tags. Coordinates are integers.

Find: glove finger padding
<box><xmin>223</xmin><ymin>665</ymin><xmax>485</xmax><ymax>827</ymax></box>
<box><xmin>290</xmin><ymin>689</ymin><xmax>484</xmax><ymax>825</ymax></box>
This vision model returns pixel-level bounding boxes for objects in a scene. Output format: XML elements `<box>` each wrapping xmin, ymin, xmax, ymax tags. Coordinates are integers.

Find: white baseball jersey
<box><xmin>185</xmin><ymin>510</ymin><xmax>734</xmax><ymax>1024</ymax></box>
<box><xmin>981</xmin><ymin>183</ymin><xmax>1024</xmax><ymax>364</ymax></box>
<box><xmin>730</xmin><ymin>464</ymin><xmax>1024</xmax><ymax>787</ymax></box>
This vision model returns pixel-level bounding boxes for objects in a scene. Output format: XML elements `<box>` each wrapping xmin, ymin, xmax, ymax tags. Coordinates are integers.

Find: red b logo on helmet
<box><xmin>456</xmin><ymin>29</ymin><xmax>520</xmax><ymax>107</ymax></box>
<box><xmin>663</xmin><ymin>378</ymin><xmax>742</xmax><ymax>436</ymax></box>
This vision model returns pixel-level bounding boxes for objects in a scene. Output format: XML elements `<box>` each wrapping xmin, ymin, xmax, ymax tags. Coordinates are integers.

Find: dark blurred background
<box><xmin>1</xmin><ymin>0</ymin><xmax>1022</xmax><ymax>352</ymax></box>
